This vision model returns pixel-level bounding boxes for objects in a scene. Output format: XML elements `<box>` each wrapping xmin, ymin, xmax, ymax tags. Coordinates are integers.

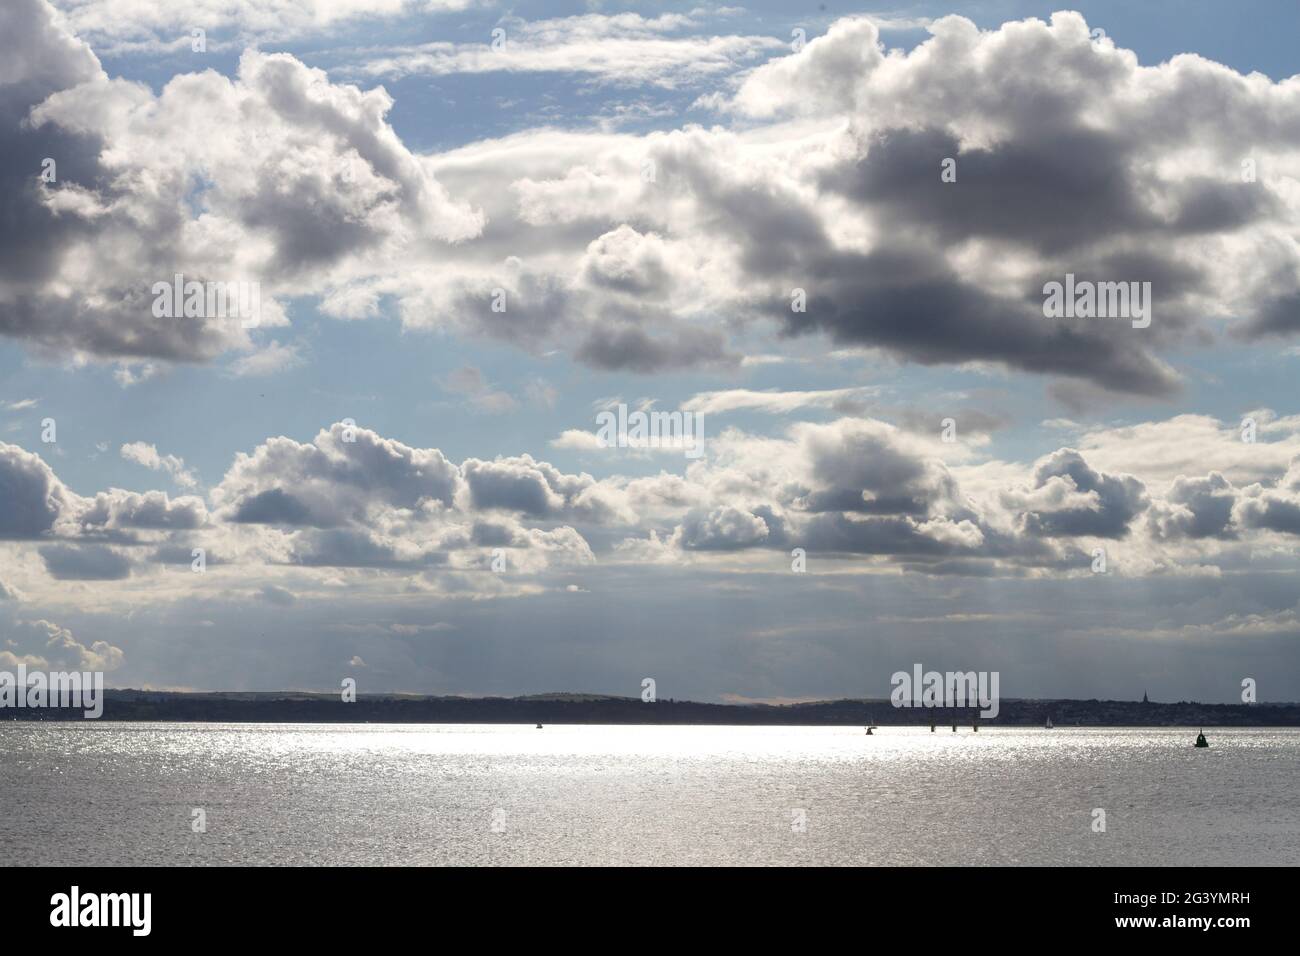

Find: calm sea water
<box><xmin>1</xmin><ymin>723</ymin><xmax>1296</xmax><ymax>866</ymax></box>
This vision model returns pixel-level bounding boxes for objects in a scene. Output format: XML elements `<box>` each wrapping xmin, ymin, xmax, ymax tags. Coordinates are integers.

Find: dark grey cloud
<box><xmin>217</xmin><ymin>425</ymin><xmax>461</xmax><ymax>528</ymax></box>
<box><xmin>1148</xmin><ymin>473</ymin><xmax>1238</xmax><ymax>540</ymax></box>
<box><xmin>798</xmin><ymin>423</ymin><xmax>956</xmax><ymax>516</ymax></box>
<box><xmin>232</xmin><ymin>488</ymin><xmax>322</xmax><ymax>527</ymax></box>
<box><xmin>79</xmin><ymin>490</ymin><xmax>207</xmax><ymax>531</ymax></box>
<box><xmin>772</xmin><ymin>245</ymin><xmax>1181</xmax><ymax>398</ymax></box>
<box><xmin>1238</xmin><ymin>497</ymin><xmax>1300</xmax><ymax>534</ymax></box>
<box><xmin>575</xmin><ymin>323</ymin><xmax>735</xmax><ymax>374</ymax></box>
<box><xmin>39</xmin><ymin>543</ymin><xmax>132</xmax><ymax>580</ymax></box>
<box><xmin>461</xmin><ymin>454</ymin><xmax>626</xmax><ymax>523</ymax></box>
<box><xmin>1020</xmin><ymin>449</ymin><xmax>1148</xmax><ymax>538</ymax></box>
<box><xmin>799</xmin><ymin>513</ymin><xmax>969</xmax><ymax>557</ymax></box>
<box><xmin>289</xmin><ymin>529</ymin><xmax>448</xmax><ymax>568</ymax></box>
<box><xmin>825</xmin><ymin>125</ymin><xmax>1277</xmax><ymax>255</ymax></box>
<box><xmin>0</xmin><ymin>0</ymin><xmax>244</xmax><ymax>363</ymax></box>
<box><xmin>0</xmin><ymin>442</ymin><xmax>65</xmax><ymax>539</ymax></box>
<box><xmin>680</xmin><ymin>505</ymin><xmax>775</xmax><ymax>550</ymax></box>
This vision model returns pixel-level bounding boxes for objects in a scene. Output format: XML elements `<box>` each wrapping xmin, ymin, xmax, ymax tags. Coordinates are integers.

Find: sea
<box><xmin>1</xmin><ymin>723</ymin><xmax>1296</xmax><ymax>866</ymax></box>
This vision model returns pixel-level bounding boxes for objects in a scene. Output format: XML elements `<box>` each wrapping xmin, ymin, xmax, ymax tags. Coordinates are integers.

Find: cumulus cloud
<box><xmin>2</xmin><ymin>0</ymin><xmax>481</xmax><ymax>366</ymax></box>
<box><xmin>121</xmin><ymin>441</ymin><xmax>198</xmax><ymax>489</ymax></box>
<box><xmin>418</xmin><ymin>11</ymin><xmax>1298</xmax><ymax>389</ymax></box>
<box><xmin>2</xmin><ymin>407</ymin><xmax>1300</xmax><ymax>617</ymax></box>
<box><xmin>0</xmin><ymin>441</ymin><xmax>73</xmax><ymax>539</ymax></box>
<box><xmin>1</xmin><ymin>618</ymin><xmax>124</xmax><ymax>671</ymax></box>
<box><xmin>461</xmin><ymin>454</ymin><xmax>633</xmax><ymax>524</ymax></box>
<box><xmin>1009</xmin><ymin>449</ymin><xmax>1149</xmax><ymax>539</ymax></box>
<box><xmin>79</xmin><ymin>489</ymin><xmax>208</xmax><ymax>531</ymax></box>
<box><xmin>214</xmin><ymin>422</ymin><xmax>462</xmax><ymax>528</ymax></box>
<box><xmin>9</xmin><ymin>5</ymin><xmax>1298</xmax><ymax>394</ymax></box>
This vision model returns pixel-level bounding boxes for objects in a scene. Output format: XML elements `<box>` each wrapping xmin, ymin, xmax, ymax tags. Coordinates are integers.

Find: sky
<box><xmin>1</xmin><ymin>0</ymin><xmax>1299</xmax><ymax>704</ymax></box>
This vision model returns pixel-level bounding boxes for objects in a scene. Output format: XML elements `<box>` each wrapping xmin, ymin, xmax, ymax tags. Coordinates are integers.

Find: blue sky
<box><xmin>1</xmin><ymin>0</ymin><xmax>1299</xmax><ymax>703</ymax></box>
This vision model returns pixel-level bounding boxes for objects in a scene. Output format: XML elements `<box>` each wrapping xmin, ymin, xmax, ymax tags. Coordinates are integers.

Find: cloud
<box><xmin>440</xmin><ymin>365</ymin><xmax>518</xmax><ymax>414</ymax></box>
<box><xmin>1148</xmin><ymin>472</ymin><xmax>1238</xmax><ymax>540</ymax></box>
<box><xmin>227</xmin><ymin>341</ymin><xmax>304</xmax><ymax>378</ymax></box>
<box><xmin>11</xmin><ymin>5</ymin><xmax>1296</xmax><ymax>395</ymax></box>
<box><xmin>1010</xmin><ymin>449</ymin><xmax>1149</xmax><ymax>539</ymax></box>
<box><xmin>461</xmin><ymin>454</ymin><xmax>631</xmax><ymax>523</ymax></box>
<box><xmin>352</xmin><ymin>13</ymin><xmax>784</xmax><ymax>88</ymax></box>
<box><xmin>39</xmin><ymin>543</ymin><xmax>133</xmax><ymax>579</ymax></box>
<box><xmin>680</xmin><ymin>504</ymin><xmax>776</xmax><ymax>550</ymax></box>
<box><xmin>1</xmin><ymin>618</ymin><xmax>124</xmax><ymax>671</ymax></box>
<box><xmin>121</xmin><ymin>441</ymin><xmax>198</xmax><ymax>489</ymax></box>
<box><xmin>1235</xmin><ymin>458</ymin><xmax>1300</xmax><ymax>535</ymax></box>
<box><xmin>2</xmin><ymin>1</ymin><xmax>481</xmax><ymax>365</ymax></box>
<box><xmin>258</xmin><ymin>583</ymin><xmax>297</xmax><ymax>606</ymax></box>
<box><xmin>49</xmin><ymin>0</ymin><xmax>475</xmax><ymax>53</ymax></box>
<box><xmin>682</xmin><ymin>386</ymin><xmax>881</xmax><ymax>416</ymax></box>
<box><xmin>0</xmin><ymin>441</ymin><xmax>73</xmax><ymax>539</ymax></box>
<box><xmin>214</xmin><ymin>422</ymin><xmax>462</xmax><ymax>528</ymax></box>
<box><xmin>79</xmin><ymin>489</ymin><xmax>208</xmax><ymax>530</ymax></box>
<box><xmin>411</xmin><ymin>10</ymin><xmax>1299</xmax><ymax>389</ymax></box>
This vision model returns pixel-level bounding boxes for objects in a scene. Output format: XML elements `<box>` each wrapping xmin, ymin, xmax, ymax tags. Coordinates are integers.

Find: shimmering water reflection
<box><xmin>1</xmin><ymin>724</ymin><xmax>1296</xmax><ymax>865</ymax></box>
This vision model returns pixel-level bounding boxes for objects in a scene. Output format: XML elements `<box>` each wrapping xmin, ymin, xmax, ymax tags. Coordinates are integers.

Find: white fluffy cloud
<box><xmin>121</xmin><ymin>441</ymin><xmax>197</xmax><ymax>489</ymax></box>
<box><xmin>7</xmin><ymin>4</ymin><xmax>1300</xmax><ymax>397</ymax></box>
<box><xmin>3</xmin><ymin>0</ymin><xmax>481</xmax><ymax>366</ymax></box>
<box><xmin>0</xmin><ymin>618</ymin><xmax>123</xmax><ymax>671</ymax></box>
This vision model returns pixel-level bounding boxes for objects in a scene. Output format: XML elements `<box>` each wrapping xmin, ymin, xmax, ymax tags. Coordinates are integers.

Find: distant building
<box><xmin>1142</xmin><ymin>691</ymin><xmax>1149</xmax><ymax>704</ymax></box>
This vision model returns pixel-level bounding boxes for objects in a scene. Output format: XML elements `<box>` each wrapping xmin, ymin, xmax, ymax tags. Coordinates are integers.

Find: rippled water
<box><xmin>1</xmin><ymin>723</ymin><xmax>1296</xmax><ymax>865</ymax></box>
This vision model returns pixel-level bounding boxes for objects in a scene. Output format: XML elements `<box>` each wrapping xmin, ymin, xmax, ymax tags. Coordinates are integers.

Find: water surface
<box><xmin>1</xmin><ymin>723</ymin><xmax>1295</xmax><ymax>865</ymax></box>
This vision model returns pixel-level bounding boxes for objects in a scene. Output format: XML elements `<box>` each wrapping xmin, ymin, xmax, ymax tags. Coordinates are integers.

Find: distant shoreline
<box><xmin>3</xmin><ymin>689</ymin><xmax>1298</xmax><ymax>726</ymax></box>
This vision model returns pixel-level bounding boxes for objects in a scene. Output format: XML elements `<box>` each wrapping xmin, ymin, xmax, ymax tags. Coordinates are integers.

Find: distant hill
<box><xmin>3</xmin><ymin>689</ymin><xmax>1298</xmax><ymax>725</ymax></box>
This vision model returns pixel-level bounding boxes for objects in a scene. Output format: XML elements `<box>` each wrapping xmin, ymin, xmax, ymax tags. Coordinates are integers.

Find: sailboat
<box><xmin>1045</xmin><ymin>717</ymin><xmax>1054</xmax><ymax>729</ymax></box>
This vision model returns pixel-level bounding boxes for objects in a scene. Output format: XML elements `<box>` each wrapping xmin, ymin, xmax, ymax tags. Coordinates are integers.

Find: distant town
<box><xmin>4</xmin><ymin>690</ymin><xmax>1299</xmax><ymax>726</ymax></box>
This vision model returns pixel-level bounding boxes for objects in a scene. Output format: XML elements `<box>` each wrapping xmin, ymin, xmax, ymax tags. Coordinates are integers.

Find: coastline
<box><xmin>4</xmin><ymin>690</ymin><xmax>1297</xmax><ymax>726</ymax></box>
